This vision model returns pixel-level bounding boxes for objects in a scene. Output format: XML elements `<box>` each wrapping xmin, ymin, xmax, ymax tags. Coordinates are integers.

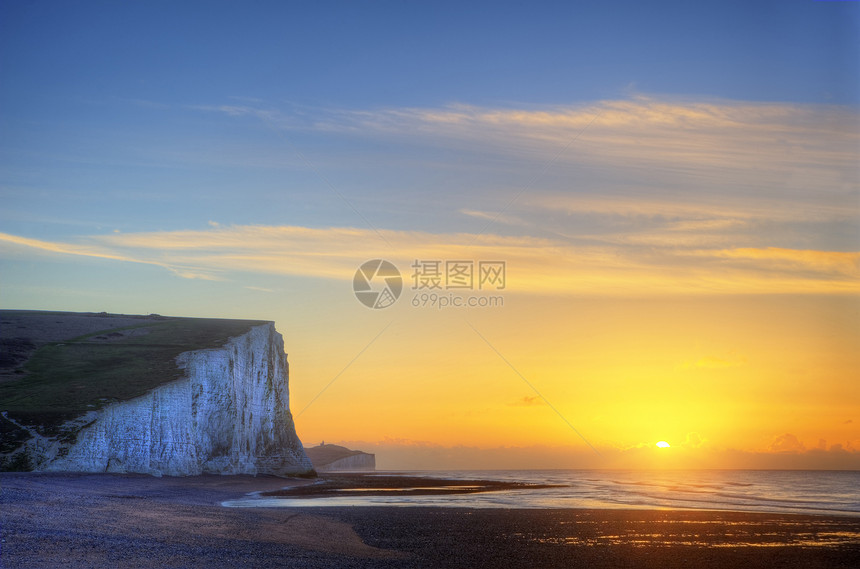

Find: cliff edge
<box><xmin>0</xmin><ymin>311</ymin><xmax>313</xmax><ymax>476</ymax></box>
<box><xmin>305</xmin><ymin>443</ymin><xmax>376</xmax><ymax>472</ymax></box>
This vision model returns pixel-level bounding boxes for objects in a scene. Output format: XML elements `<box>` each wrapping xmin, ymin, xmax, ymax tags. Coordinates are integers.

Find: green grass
<box><xmin>0</xmin><ymin>317</ymin><xmax>268</xmax><ymax>432</ymax></box>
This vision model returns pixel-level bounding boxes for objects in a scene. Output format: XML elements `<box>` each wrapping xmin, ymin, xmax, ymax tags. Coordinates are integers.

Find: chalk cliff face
<box><xmin>305</xmin><ymin>443</ymin><xmax>376</xmax><ymax>472</ymax></box>
<box><xmin>316</xmin><ymin>453</ymin><xmax>376</xmax><ymax>472</ymax></box>
<box><xmin>25</xmin><ymin>323</ymin><xmax>312</xmax><ymax>476</ymax></box>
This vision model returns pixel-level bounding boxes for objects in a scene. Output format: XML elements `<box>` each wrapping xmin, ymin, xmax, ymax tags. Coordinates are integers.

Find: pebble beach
<box><xmin>3</xmin><ymin>472</ymin><xmax>860</xmax><ymax>568</ymax></box>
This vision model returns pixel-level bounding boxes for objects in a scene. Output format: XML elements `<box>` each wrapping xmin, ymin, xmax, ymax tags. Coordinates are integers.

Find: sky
<box><xmin>1</xmin><ymin>0</ymin><xmax>859</xmax><ymax>470</ymax></box>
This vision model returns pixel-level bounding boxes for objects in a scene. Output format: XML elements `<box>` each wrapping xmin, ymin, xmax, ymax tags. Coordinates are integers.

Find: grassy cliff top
<box><xmin>0</xmin><ymin>311</ymin><xmax>269</xmax><ymax>431</ymax></box>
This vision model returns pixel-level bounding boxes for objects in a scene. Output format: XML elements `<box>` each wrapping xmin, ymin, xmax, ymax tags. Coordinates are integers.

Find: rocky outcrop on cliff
<box><xmin>2</xmin><ymin>321</ymin><xmax>312</xmax><ymax>476</ymax></box>
<box><xmin>305</xmin><ymin>443</ymin><xmax>376</xmax><ymax>472</ymax></box>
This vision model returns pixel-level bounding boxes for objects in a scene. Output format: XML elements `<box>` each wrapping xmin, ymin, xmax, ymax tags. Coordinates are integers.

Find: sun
<box><xmin>656</xmin><ymin>441</ymin><xmax>671</xmax><ymax>449</ymax></box>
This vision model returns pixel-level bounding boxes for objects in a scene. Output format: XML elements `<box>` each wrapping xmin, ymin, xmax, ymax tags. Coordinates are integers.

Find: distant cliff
<box><xmin>305</xmin><ymin>443</ymin><xmax>375</xmax><ymax>472</ymax></box>
<box><xmin>0</xmin><ymin>314</ymin><xmax>313</xmax><ymax>477</ymax></box>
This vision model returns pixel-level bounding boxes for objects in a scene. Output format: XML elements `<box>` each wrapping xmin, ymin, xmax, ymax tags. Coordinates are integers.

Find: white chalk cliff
<box><xmin>314</xmin><ymin>452</ymin><xmax>376</xmax><ymax>472</ymax></box>
<box><xmin>305</xmin><ymin>443</ymin><xmax>376</xmax><ymax>472</ymax></box>
<box><xmin>25</xmin><ymin>323</ymin><xmax>312</xmax><ymax>476</ymax></box>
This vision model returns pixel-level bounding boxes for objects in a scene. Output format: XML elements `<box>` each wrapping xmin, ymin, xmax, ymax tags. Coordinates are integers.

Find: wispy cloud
<box><xmin>458</xmin><ymin>208</ymin><xmax>528</xmax><ymax>227</ymax></box>
<box><xmin>193</xmin><ymin>96</ymin><xmax>857</xmax><ymax>186</ymax></box>
<box><xmin>189</xmin><ymin>96</ymin><xmax>857</xmax><ymax>249</ymax></box>
<box><xmin>2</xmin><ymin>224</ymin><xmax>857</xmax><ymax>295</ymax></box>
<box><xmin>325</xmin><ymin>97</ymin><xmax>858</xmax><ymax>181</ymax></box>
<box><xmin>713</xmin><ymin>247</ymin><xmax>860</xmax><ymax>276</ymax></box>
<box><xmin>0</xmin><ymin>231</ymin><xmax>221</xmax><ymax>280</ymax></box>
<box><xmin>6</xmin><ymin>96</ymin><xmax>857</xmax><ymax>296</ymax></box>
<box><xmin>189</xmin><ymin>103</ymin><xmax>290</xmax><ymax>127</ymax></box>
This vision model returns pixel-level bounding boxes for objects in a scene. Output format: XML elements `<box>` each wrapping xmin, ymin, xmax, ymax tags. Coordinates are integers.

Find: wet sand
<box><xmin>2</xmin><ymin>472</ymin><xmax>859</xmax><ymax>568</ymax></box>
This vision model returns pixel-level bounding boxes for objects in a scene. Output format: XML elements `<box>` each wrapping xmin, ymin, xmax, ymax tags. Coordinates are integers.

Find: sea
<box><xmin>224</xmin><ymin>470</ymin><xmax>860</xmax><ymax>517</ymax></box>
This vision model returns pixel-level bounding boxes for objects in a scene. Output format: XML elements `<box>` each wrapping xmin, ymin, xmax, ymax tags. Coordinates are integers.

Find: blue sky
<box><xmin>1</xmin><ymin>1</ymin><xmax>857</xmax><ymax>243</ymax></box>
<box><xmin>3</xmin><ymin>1</ymin><xmax>856</xmax><ymax>109</ymax></box>
<box><xmin>1</xmin><ymin>1</ymin><xmax>859</xmax><ymax>466</ymax></box>
<box><xmin>1</xmin><ymin>0</ymin><xmax>857</xmax><ymax>312</ymax></box>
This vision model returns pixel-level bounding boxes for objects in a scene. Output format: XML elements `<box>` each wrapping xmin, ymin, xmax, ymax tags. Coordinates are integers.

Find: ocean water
<box><xmin>224</xmin><ymin>470</ymin><xmax>860</xmax><ymax>516</ymax></box>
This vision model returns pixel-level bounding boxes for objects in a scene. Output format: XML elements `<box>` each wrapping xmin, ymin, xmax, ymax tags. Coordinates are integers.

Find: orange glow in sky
<box><xmin>0</xmin><ymin>2</ymin><xmax>857</xmax><ymax>470</ymax></box>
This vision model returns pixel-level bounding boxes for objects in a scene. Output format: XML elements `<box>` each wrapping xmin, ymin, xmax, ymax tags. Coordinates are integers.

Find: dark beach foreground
<box><xmin>2</xmin><ymin>472</ymin><xmax>859</xmax><ymax>569</ymax></box>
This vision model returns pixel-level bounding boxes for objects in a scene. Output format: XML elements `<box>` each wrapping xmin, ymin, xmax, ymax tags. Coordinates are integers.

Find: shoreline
<box><xmin>3</xmin><ymin>472</ymin><xmax>860</xmax><ymax>568</ymax></box>
<box><xmin>230</xmin><ymin>471</ymin><xmax>860</xmax><ymax>518</ymax></box>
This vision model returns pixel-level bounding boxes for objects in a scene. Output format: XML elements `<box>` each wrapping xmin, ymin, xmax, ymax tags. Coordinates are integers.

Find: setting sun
<box><xmin>0</xmin><ymin>0</ymin><xmax>857</xmax><ymax>475</ymax></box>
